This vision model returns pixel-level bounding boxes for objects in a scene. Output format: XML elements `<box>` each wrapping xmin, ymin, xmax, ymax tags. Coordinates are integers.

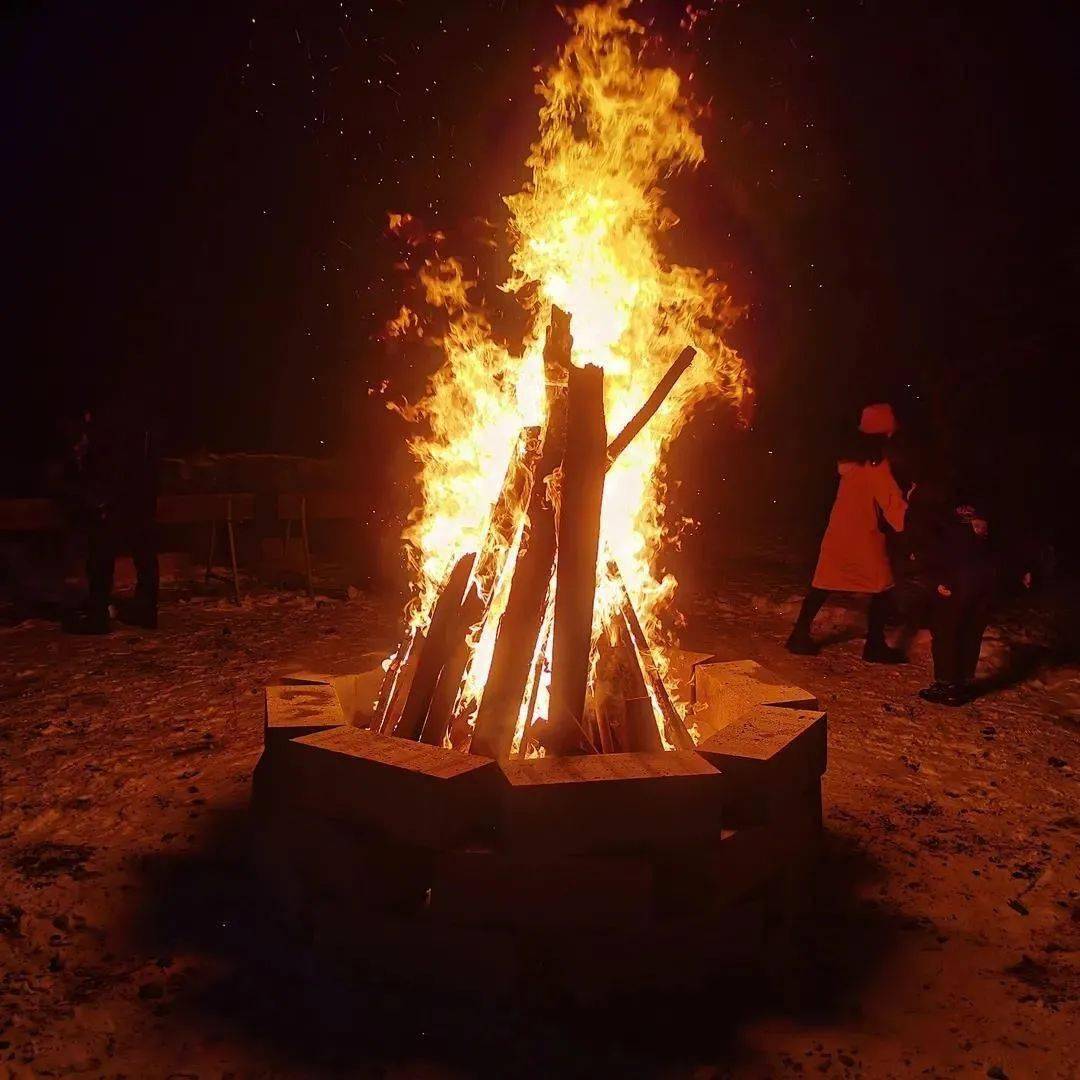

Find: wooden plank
<box><xmin>156</xmin><ymin>492</ymin><xmax>255</xmax><ymax>524</ymax></box>
<box><xmin>393</xmin><ymin>553</ymin><xmax>476</xmax><ymax>740</ymax></box>
<box><xmin>471</xmin><ymin>310</ymin><xmax>570</xmax><ymax>760</ymax></box>
<box><xmin>277</xmin><ymin>490</ymin><xmax>363</xmax><ymax>521</ymax></box>
<box><xmin>547</xmin><ymin>362</ymin><xmax>607</xmax><ymax>757</ymax></box>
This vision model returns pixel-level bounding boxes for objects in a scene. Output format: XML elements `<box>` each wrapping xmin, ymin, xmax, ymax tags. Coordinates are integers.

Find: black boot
<box><xmin>918</xmin><ymin>681</ymin><xmax>967</xmax><ymax>706</ymax></box>
<box><xmin>862</xmin><ymin>641</ymin><xmax>907</xmax><ymax>664</ymax></box>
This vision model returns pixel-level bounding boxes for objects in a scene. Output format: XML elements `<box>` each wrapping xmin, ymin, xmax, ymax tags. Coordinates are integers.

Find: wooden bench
<box><xmin>0</xmin><ymin>493</ymin><xmax>256</xmax><ymax>604</ymax></box>
<box><xmin>0</xmin><ymin>499</ymin><xmax>65</xmax><ymax>531</ymax></box>
<box><xmin>158</xmin><ymin>493</ymin><xmax>255</xmax><ymax>603</ymax></box>
<box><xmin>277</xmin><ymin>491</ymin><xmax>367</xmax><ymax>599</ymax></box>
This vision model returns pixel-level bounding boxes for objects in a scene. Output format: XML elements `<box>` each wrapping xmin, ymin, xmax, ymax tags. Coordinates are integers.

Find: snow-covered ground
<box><xmin>0</xmin><ymin>566</ymin><xmax>1076</xmax><ymax>1077</ymax></box>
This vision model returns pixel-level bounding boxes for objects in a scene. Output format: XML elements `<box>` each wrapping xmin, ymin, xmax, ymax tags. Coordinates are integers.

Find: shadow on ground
<box><xmin>120</xmin><ymin>802</ymin><xmax>907</xmax><ymax>1076</ymax></box>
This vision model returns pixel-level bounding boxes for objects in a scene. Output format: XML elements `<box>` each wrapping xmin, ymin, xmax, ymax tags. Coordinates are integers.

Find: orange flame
<box><xmin>386</xmin><ymin>0</ymin><xmax>749</xmax><ymax>748</ymax></box>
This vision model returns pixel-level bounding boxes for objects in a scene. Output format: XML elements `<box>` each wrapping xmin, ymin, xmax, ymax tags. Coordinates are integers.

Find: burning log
<box><xmin>607</xmin><ymin>559</ymin><xmax>695</xmax><ymax>751</ymax></box>
<box><xmin>606</xmin><ymin>346</ymin><xmax>696</xmax><ymax>467</ymax></box>
<box><xmin>473</xmin><ymin>426</ymin><xmax>542</xmax><ymax>602</ymax></box>
<box><xmin>471</xmin><ymin>309</ymin><xmax>571</xmax><ymax>759</ymax></box>
<box><xmin>594</xmin><ymin>613</ymin><xmax>664</xmax><ymax>753</ymax></box>
<box><xmin>518</xmin><ymin>587</ymin><xmax>554</xmax><ymax>757</ymax></box>
<box><xmin>546</xmin><ymin>362</ymin><xmax>607</xmax><ymax>756</ymax></box>
<box><xmin>371</xmin><ymin>629</ymin><xmax>424</xmax><ymax>735</ymax></box>
<box><xmin>420</xmin><ymin>583</ymin><xmax>483</xmax><ymax>746</ymax></box>
<box><xmin>393</xmin><ymin>553</ymin><xmax>476</xmax><ymax>740</ymax></box>
<box><xmin>420</xmin><ymin>426</ymin><xmax>541</xmax><ymax>748</ymax></box>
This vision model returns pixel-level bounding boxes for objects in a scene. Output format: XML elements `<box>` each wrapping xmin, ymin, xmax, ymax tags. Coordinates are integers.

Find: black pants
<box><xmin>793</xmin><ymin>586</ymin><xmax>891</xmax><ymax>648</ymax></box>
<box><xmin>931</xmin><ymin>588</ymin><xmax>991</xmax><ymax>684</ymax></box>
<box><xmin>87</xmin><ymin>514</ymin><xmax>159</xmax><ymax>616</ymax></box>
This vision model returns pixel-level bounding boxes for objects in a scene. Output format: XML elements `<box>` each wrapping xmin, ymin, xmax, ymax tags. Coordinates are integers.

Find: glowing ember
<box><xmin>380</xmin><ymin>0</ymin><xmax>750</xmax><ymax>755</ymax></box>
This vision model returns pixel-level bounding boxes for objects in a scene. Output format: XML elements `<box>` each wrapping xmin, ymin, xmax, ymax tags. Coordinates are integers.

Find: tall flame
<box><xmin>386</xmin><ymin>0</ymin><xmax>749</xmax><ymax>743</ymax></box>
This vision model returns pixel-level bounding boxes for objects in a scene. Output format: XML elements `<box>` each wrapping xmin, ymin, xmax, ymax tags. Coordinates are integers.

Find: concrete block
<box><xmin>330</xmin><ymin>662</ymin><xmax>385</xmax><ymax>726</ymax></box>
<box><xmin>279</xmin><ymin>670</ymin><xmax>335</xmax><ymax>685</ymax></box>
<box><xmin>695</xmin><ymin>705</ymin><xmax>826</xmax><ymax>825</ymax></box>
<box><xmin>430</xmin><ymin>847</ymin><xmax>652</xmax><ymax>930</ymax></box>
<box><xmin>314</xmin><ymin>905</ymin><xmax>520</xmax><ymax>996</ymax></box>
<box><xmin>260</xmin><ymin>804</ymin><xmax>432</xmax><ymax>913</ymax></box>
<box><xmin>526</xmin><ymin>899</ymin><xmax>764</xmax><ymax>999</ymax></box>
<box><xmin>694</xmin><ymin>659</ymin><xmax>818</xmax><ymax>737</ymax></box>
<box><xmin>697</xmin><ymin>705</ymin><xmax>826</xmax><ymax>775</ymax></box>
<box><xmin>263</xmin><ymin>682</ymin><xmax>346</xmax><ymax>751</ymax></box>
<box><xmin>659</xmin><ymin>646</ymin><xmax>716</xmax><ymax>706</ymax></box>
<box><xmin>274</xmin><ymin>726</ymin><xmax>498</xmax><ymax>848</ymax></box>
<box><xmin>654</xmin><ymin>811</ymin><xmax>821</xmax><ymax>919</ymax></box>
<box><xmin>498</xmin><ymin>751</ymin><xmax>723</xmax><ymax>855</ymax></box>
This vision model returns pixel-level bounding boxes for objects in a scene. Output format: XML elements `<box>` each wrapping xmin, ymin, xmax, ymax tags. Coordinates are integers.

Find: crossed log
<box><xmin>374</xmin><ymin>306</ymin><xmax>697</xmax><ymax>759</ymax></box>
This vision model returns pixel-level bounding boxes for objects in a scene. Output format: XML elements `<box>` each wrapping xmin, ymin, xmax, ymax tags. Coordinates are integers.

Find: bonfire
<box><xmin>375</xmin><ymin>0</ymin><xmax>750</xmax><ymax>759</ymax></box>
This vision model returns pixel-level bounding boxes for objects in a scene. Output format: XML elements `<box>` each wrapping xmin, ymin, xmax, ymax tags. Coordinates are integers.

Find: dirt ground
<box><xmin>1</xmin><ymin>565</ymin><xmax>1077</xmax><ymax>1079</ymax></box>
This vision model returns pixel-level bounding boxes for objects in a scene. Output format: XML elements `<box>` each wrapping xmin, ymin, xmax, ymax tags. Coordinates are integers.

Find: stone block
<box><xmin>273</xmin><ymin>726</ymin><xmax>498</xmax><ymax>848</ymax></box>
<box><xmin>694</xmin><ymin>659</ymin><xmax>818</xmax><ymax>737</ymax></box>
<box><xmin>654</xmin><ymin>811</ymin><xmax>821</xmax><ymax>919</ymax></box>
<box><xmin>525</xmin><ymin>899</ymin><xmax>764</xmax><ymax>1000</ymax></box>
<box><xmin>498</xmin><ymin>750</ymin><xmax>723</xmax><ymax>855</ymax></box>
<box><xmin>659</xmin><ymin>646</ymin><xmax>716</xmax><ymax>706</ymax></box>
<box><xmin>258</xmin><ymin>803</ymin><xmax>432</xmax><ymax>913</ymax></box>
<box><xmin>263</xmin><ymin>682</ymin><xmax>346</xmax><ymax>751</ymax></box>
<box><xmin>430</xmin><ymin>847</ymin><xmax>652</xmax><ymax>930</ymax></box>
<box><xmin>314</xmin><ymin>905</ymin><xmax>521</xmax><ymax>996</ymax></box>
<box><xmin>330</xmin><ymin>661</ymin><xmax>385</xmax><ymax>726</ymax></box>
<box><xmin>695</xmin><ymin>706</ymin><xmax>826</xmax><ymax>825</ymax></box>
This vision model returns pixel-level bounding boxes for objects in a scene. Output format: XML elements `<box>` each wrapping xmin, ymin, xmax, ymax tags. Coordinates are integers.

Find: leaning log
<box><xmin>607</xmin><ymin>559</ymin><xmax>696</xmax><ymax>750</ymax></box>
<box><xmin>393</xmin><ymin>553</ymin><xmax>476</xmax><ymax>740</ymax></box>
<box><xmin>473</xmin><ymin>426</ymin><xmax>541</xmax><ymax>604</ymax></box>
<box><xmin>594</xmin><ymin>612</ymin><xmax>663</xmax><ymax>752</ymax></box>
<box><xmin>371</xmin><ymin>629</ymin><xmax>423</xmax><ymax>735</ymax></box>
<box><xmin>606</xmin><ymin>346</ymin><xmax>696</xmax><ymax>467</ymax></box>
<box><xmin>419</xmin><ymin>583</ymin><xmax>483</xmax><ymax>746</ymax></box>
<box><xmin>471</xmin><ymin>310</ymin><xmax>571</xmax><ymax>759</ymax></box>
<box><xmin>546</xmin><ymin>362</ymin><xmax>607</xmax><ymax>756</ymax></box>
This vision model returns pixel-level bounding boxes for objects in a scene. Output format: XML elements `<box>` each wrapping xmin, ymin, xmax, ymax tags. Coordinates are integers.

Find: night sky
<box><xmin>5</xmin><ymin>1</ymin><xmax>1077</xmax><ymax>553</ymax></box>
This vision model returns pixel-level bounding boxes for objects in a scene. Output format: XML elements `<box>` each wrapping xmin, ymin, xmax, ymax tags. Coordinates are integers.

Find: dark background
<box><xmin>4</xmin><ymin>0</ymin><xmax>1077</xmax><ymax>560</ymax></box>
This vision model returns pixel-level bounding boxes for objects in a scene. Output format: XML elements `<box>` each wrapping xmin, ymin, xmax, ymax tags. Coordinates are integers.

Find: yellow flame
<box><xmin>388</xmin><ymin>0</ymin><xmax>749</xmax><ymax>739</ymax></box>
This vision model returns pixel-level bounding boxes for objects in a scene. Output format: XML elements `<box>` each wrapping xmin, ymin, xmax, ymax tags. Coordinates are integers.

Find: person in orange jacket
<box><xmin>787</xmin><ymin>403</ymin><xmax>909</xmax><ymax>662</ymax></box>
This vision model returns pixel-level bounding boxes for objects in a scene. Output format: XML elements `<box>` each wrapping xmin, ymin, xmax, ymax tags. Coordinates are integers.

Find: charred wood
<box><xmin>546</xmin><ymin>362</ymin><xmax>607</xmax><ymax>756</ymax></box>
<box><xmin>393</xmin><ymin>553</ymin><xmax>476</xmax><ymax>740</ymax></box>
<box><xmin>606</xmin><ymin>346</ymin><xmax>696</xmax><ymax>467</ymax></box>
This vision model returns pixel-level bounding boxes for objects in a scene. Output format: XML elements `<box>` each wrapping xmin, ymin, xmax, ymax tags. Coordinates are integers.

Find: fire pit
<box><xmin>253</xmin><ymin>2</ymin><xmax>828</xmax><ymax>999</ymax></box>
<box><xmin>252</xmin><ymin>656</ymin><xmax>825</xmax><ymax>999</ymax></box>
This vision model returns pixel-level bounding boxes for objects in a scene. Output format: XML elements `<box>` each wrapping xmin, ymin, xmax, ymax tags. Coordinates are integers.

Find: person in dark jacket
<box><xmin>905</xmin><ymin>478</ymin><xmax>1030</xmax><ymax>705</ymax></box>
<box><xmin>63</xmin><ymin>398</ymin><xmax>159</xmax><ymax>634</ymax></box>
